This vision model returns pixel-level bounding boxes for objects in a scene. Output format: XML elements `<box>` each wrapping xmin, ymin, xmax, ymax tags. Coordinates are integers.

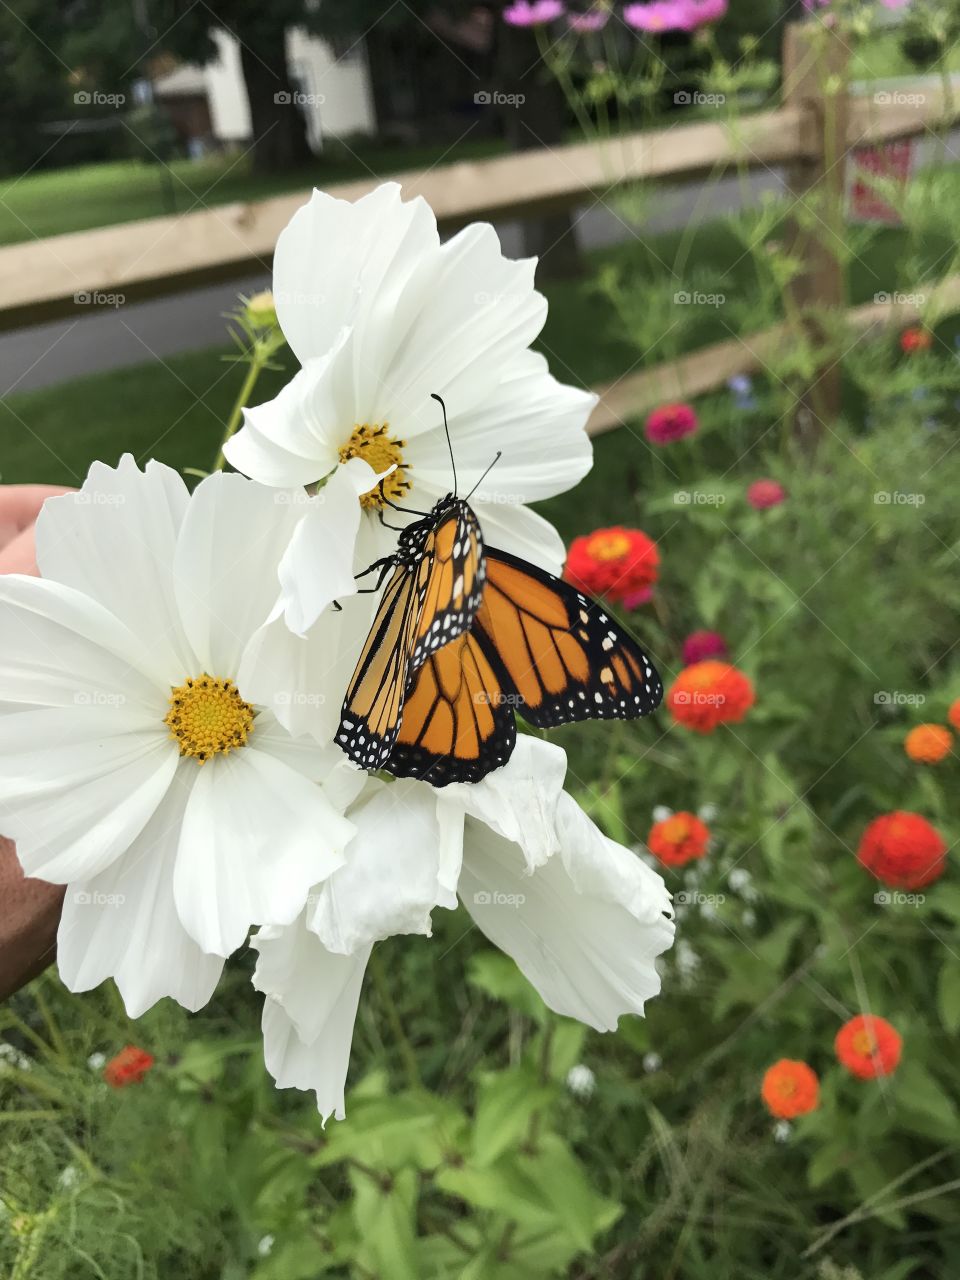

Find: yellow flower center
<box><xmin>660</xmin><ymin>815</ymin><xmax>691</xmax><ymax>844</ymax></box>
<box><xmin>164</xmin><ymin>675</ymin><xmax>255</xmax><ymax>764</ymax></box>
<box><xmin>851</xmin><ymin>1030</ymin><xmax>875</xmax><ymax>1056</ymax></box>
<box><xmin>587</xmin><ymin>531</ymin><xmax>631</xmax><ymax>561</ymax></box>
<box><xmin>339</xmin><ymin>424</ymin><xmax>409</xmax><ymax>511</ymax></box>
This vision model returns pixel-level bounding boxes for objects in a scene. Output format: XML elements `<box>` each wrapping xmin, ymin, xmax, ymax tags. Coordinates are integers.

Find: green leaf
<box><xmin>937</xmin><ymin>963</ymin><xmax>960</xmax><ymax>1034</ymax></box>
<box><xmin>350</xmin><ymin>1166</ymin><xmax>419</xmax><ymax>1280</ymax></box>
<box><xmin>472</xmin><ymin>1068</ymin><xmax>557</xmax><ymax>1166</ymax></box>
<box><xmin>468</xmin><ymin>952</ymin><xmax>548</xmax><ymax>1024</ymax></box>
<box><xmin>315</xmin><ymin>1091</ymin><xmax>467</xmax><ymax>1172</ymax></box>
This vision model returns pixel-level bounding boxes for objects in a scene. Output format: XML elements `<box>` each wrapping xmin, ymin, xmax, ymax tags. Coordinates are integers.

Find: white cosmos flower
<box><xmin>0</xmin><ymin>456</ymin><xmax>355</xmax><ymax>1017</ymax></box>
<box><xmin>223</xmin><ymin>181</ymin><xmax>596</xmax><ymax>637</ymax></box>
<box><xmin>251</xmin><ymin>738</ymin><xmax>674</xmax><ymax>1122</ymax></box>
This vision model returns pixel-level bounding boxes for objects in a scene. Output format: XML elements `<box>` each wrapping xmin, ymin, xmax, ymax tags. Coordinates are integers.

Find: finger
<box><xmin>0</xmin><ymin>526</ymin><xmax>41</xmax><ymax>576</ymax></box>
<box><xmin>0</xmin><ymin>485</ymin><xmax>70</xmax><ymax>552</ymax></box>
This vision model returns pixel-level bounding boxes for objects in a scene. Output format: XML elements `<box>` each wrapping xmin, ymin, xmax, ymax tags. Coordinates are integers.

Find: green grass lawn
<box><xmin>0</xmin><ymin>137</ymin><xmax>506</xmax><ymax>246</ymax></box>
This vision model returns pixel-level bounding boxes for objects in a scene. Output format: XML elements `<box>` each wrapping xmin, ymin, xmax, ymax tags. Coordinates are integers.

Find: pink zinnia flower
<box><xmin>747</xmin><ymin>479</ymin><xmax>786</xmax><ymax>510</ymax></box>
<box><xmin>682</xmin><ymin>630</ymin><xmax>728</xmax><ymax>665</ymax></box>
<box><xmin>685</xmin><ymin>0</ymin><xmax>728</xmax><ymax>26</ymax></box>
<box><xmin>503</xmin><ymin>0</ymin><xmax>565</xmax><ymax>25</ymax></box>
<box><xmin>624</xmin><ymin>1</ymin><xmax>695</xmax><ymax>32</ymax></box>
<box><xmin>645</xmin><ymin>401</ymin><xmax>699</xmax><ymax>445</ymax></box>
<box><xmin>622</xmin><ymin>585</ymin><xmax>654</xmax><ymax>609</ymax></box>
<box><xmin>568</xmin><ymin>8</ymin><xmax>609</xmax><ymax>30</ymax></box>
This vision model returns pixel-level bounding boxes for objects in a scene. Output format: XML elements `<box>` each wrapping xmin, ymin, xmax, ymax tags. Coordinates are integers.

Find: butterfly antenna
<box><xmin>430</xmin><ymin>392</ymin><xmax>457</xmax><ymax>496</ymax></box>
<box><xmin>465</xmin><ymin>451</ymin><xmax>502</xmax><ymax>502</ymax></box>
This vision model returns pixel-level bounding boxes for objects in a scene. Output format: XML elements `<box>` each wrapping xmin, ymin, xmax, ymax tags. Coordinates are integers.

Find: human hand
<box><xmin>0</xmin><ymin>484</ymin><xmax>70</xmax><ymax>574</ymax></box>
<box><xmin>0</xmin><ymin>484</ymin><xmax>70</xmax><ymax>1000</ymax></box>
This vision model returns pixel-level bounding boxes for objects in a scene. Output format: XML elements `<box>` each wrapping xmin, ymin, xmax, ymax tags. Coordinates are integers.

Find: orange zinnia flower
<box><xmin>647</xmin><ymin>811</ymin><xmax>710</xmax><ymax>866</ymax></box>
<box><xmin>857</xmin><ymin>811</ymin><xmax>947</xmax><ymax>890</ymax></box>
<box><xmin>904</xmin><ymin>724</ymin><xmax>952</xmax><ymax>764</ymax></box>
<box><xmin>667</xmin><ymin>661</ymin><xmax>754</xmax><ymax>733</ymax></box>
<box><xmin>761</xmin><ymin>1059</ymin><xmax>819</xmax><ymax>1119</ymax></box>
<box><xmin>104</xmin><ymin>1045</ymin><xmax>155</xmax><ymax>1088</ymax></box>
<box><xmin>835</xmin><ymin>1014</ymin><xmax>902</xmax><ymax>1079</ymax></box>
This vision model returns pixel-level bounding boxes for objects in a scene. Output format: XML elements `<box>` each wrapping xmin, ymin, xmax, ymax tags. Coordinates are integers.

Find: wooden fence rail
<box><xmin>0</xmin><ymin>58</ymin><xmax>957</xmax><ymax>329</ymax></box>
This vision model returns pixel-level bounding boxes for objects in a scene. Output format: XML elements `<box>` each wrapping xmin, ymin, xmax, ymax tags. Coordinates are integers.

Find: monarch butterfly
<box><xmin>337</xmin><ymin>397</ymin><xmax>662</xmax><ymax>786</ymax></box>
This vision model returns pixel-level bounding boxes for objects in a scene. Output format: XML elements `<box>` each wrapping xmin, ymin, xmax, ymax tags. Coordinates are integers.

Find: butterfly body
<box><xmin>338</xmin><ymin>491</ymin><xmax>663</xmax><ymax>787</ymax></box>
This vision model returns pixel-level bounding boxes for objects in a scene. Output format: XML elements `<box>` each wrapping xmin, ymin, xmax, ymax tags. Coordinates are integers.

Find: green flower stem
<box><xmin>212</xmin><ymin>348</ymin><xmax>269</xmax><ymax>474</ymax></box>
<box><xmin>369</xmin><ymin>950</ymin><xmax>422</xmax><ymax>1090</ymax></box>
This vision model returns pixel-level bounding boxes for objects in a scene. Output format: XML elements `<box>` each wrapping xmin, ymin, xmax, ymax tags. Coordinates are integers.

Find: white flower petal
<box><xmin>56</xmin><ymin>774</ymin><xmax>223</xmax><ymax>1016</ymax></box>
<box><xmin>277</xmin><ymin>458</ymin><xmax>385</xmax><ymax>637</ymax></box>
<box><xmin>238</xmin><ymin>594</ymin><xmax>375</xmax><ymax>743</ymax></box>
<box><xmin>474</xmin><ymin>501</ymin><xmax>567</xmax><ymax>575</ymax></box>
<box><xmin>0</xmin><ymin>575</ymin><xmax>164</xmax><ymax>711</ymax></box>
<box><xmin>254</xmin><ymin>921</ymin><xmax>370</xmax><ymax>1123</ymax></box>
<box><xmin>404</xmin><ymin>349</ymin><xmax>594</xmax><ymax>501</ymax></box>
<box><xmin>34</xmin><ymin>456</ymin><xmax>194</xmax><ymax>685</ymax></box>
<box><xmin>172</xmin><ymin>471</ymin><xmax>304</xmax><ymax>674</ymax></box>
<box><xmin>174</xmin><ymin>746</ymin><xmax>353</xmax><ymax>956</ymax></box>
<box><xmin>273</xmin><ymin>182</ymin><xmax>439</xmax><ymax>366</ymax></box>
<box><xmin>0</xmin><ymin>708</ymin><xmax>178</xmax><ymax>883</ymax></box>
<box><xmin>445</xmin><ymin>736</ymin><xmax>567</xmax><ymax>871</ymax></box>
<box><xmin>387</xmin><ymin>226</ymin><xmax>545</xmax><ymax>430</ymax></box>
<box><xmin>308</xmin><ymin>778</ymin><xmax>447</xmax><ymax>954</ymax></box>
<box><xmin>460</xmin><ymin>793</ymin><xmax>675</xmax><ymax>1032</ymax></box>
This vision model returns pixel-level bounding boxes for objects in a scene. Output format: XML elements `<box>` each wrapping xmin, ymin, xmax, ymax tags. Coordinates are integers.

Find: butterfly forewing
<box><xmin>474</xmin><ymin>546</ymin><xmax>663</xmax><ymax>726</ymax></box>
<box><xmin>410</xmin><ymin>502</ymin><xmax>485</xmax><ymax>670</ymax></box>
<box><xmin>338</xmin><ymin>499</ymin><xmax>485</xmax><ymax>772</ymax></box>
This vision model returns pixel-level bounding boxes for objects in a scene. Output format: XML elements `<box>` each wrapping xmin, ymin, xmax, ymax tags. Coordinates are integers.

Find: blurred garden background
<box><xmin>4</xmin><ymin>0</ymin><xmax>960</xmax><ymax>1277</ymax></box>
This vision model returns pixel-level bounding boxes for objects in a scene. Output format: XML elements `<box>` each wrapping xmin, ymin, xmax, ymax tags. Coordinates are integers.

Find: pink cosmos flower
<box><xmin>684</xmin><ymin>0</ymin><xmax>728</xmax><ymax>26</ymax></box>
<box><xmin>682</xmin><ymin>630</ymin><xmax>728</xmax><ymax>665</ymax></box>
<box><xmin>645</xmin><ymin>401</ymin><xmax>699</xmax><ymax>445</ymax></box>
<box><xmin>625</xmin><ymin>0</ymin><xmax>725</xmax><ymax>32</ymax></box>
<box><xmin>747</xmin><ymin>479</ymin><xmax>786</xmax><ymax>510</ymax></box>
<box><xmin>568</xmin><ymin>8</ymin><xmax>610</xmax><ymax>30</ymax></box>
<box><xmin>503</xmin><ymin>0</ymin><xmax>565</xmax><ymax>25</ymax></box>
<box><xmin>624</xmin><ymin>1</ymin><xmax>695</xmax><ymax>32</ymax></box>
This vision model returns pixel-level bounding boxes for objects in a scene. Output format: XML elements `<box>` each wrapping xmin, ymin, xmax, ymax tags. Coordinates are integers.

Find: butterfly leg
<box><xmin>354</xmin><ymin>559</ymin><xmax>396</xmax><ymax>595</ymax></box>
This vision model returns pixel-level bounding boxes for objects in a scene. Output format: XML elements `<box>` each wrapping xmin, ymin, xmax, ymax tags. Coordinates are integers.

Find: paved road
<box><xmin>0</xmin><ymin>168</ymin><xmax>785</xmax><ymax>397</ymax></box>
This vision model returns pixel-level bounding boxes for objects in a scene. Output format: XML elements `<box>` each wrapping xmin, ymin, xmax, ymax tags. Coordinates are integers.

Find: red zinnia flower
<box><xmin>647</xmin><ymin>811</ymin><xmax>710</xmax><ymax>866</ymax></box>
<box><xmin>948</xmin><ymin>699</ymin><xmax>960</xmax><ymax>733</ymax></box>
<box><xmin>682</xmin><ymin>629</ymin><xmax>728</xmax><ymax>665</ymax></box>
<box><xmin>761</xmin><ymin>1059</ymin><xmax>819</xmax><ymax>1119</ymax></box>
<box><xmin>900</xmin><ymin>326</ymin><xmax>932</xmax><ymax>354</ymax></box>
<box><xmin>904</xmin><ymin>724</ymin><xmax>952</xmax><ymax>764</ymax></box>
<box><xmin>564</xmin><ymin>527</ymin><xmax>660</xmax><ymax>604</ymax></box>
<box><xmin>857</xmin><ymin>811</ymin><xmax>947</xmax><ymax>890</ymax></box>
<box><xmin>747</xmin><ymin>479</ymin><xmax>786</xmax><ymax>510</ymax></box>
<box><xmin>835</xmin><ymin>1014</ymin><xmax>902</xmax><ymax>1079</ymax></box>
<box><xmin>104</xmin><ymin>1045</ymin><xmax>155</xmax><ymax>1088</ymax></box>
<box><xmin>645</xmin><ymin>401</ymin><xmax>699</xmax><ymax>445</ymax></box>
<box><xmin>667</xmin><ymin>660</ymin><xmax>754</xmax><ymax>733</ymax></box>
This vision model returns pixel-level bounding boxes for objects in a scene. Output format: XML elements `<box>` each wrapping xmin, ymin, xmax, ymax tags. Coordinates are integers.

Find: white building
<box><xmin>155</xmin><ymin>26</ymin><xmax>375</xmax><ymax>152</ymax></box>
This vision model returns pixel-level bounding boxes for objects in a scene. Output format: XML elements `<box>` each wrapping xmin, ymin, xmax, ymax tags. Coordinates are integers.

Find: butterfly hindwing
<box><xmin>384</xmin><ymin>628</ymin><xmax>516</xmax><ymax>785</ymax></box>
<box><xmin>374</xmin><ymin>544</ymin><xmax>662</xmax><ymax>787</ymax></box>
<box><xmin>338</xmin><ymin>499</ymin><xmax>485</xmax><ymax>772</ymax></box>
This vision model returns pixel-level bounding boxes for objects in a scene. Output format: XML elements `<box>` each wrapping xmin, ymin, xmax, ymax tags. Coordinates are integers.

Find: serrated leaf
<box><xmin>472</xmin><ymin>1068</ymin><xmax>556</xmax><ymax>1166</ymax></box>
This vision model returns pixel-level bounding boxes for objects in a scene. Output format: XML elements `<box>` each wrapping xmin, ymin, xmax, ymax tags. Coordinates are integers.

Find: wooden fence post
<box><xmin>782</xmin><ymin>19</ymin><xmax>851</xmax><ymax>445</ymax></box>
